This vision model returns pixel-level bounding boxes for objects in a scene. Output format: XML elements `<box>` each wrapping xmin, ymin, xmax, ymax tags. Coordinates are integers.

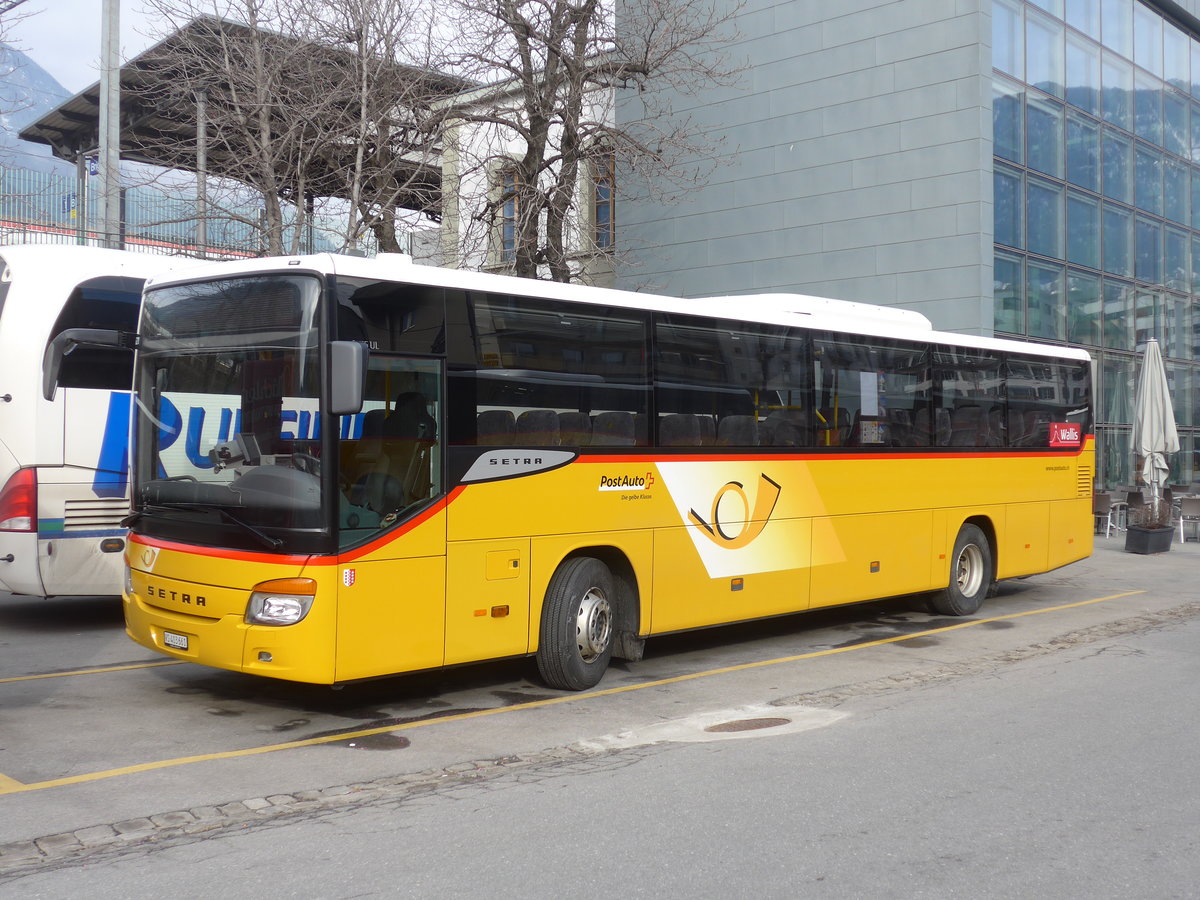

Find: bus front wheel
<box><xmin>536</xmin><ymin>557</ymin><xmax>615</xmax><ymax>691</ymax></box>
<box><xmin>930</xmin><ymin>524</ymin><xmax>993</xmax><ymax>617</ymax></box>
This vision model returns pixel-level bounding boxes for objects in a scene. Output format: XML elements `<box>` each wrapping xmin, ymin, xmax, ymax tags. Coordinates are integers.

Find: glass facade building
<box><xmin>993</xmin><ymin>0</ymin><xmax>1200</xmax><ymax>486</ymax></box>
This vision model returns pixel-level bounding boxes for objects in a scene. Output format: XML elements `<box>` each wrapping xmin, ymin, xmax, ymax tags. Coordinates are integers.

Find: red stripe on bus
<box><xmin>128</xmin><ymin>486</ymin><xmax>467</xmax><ymax>568</ymax></box>
<box><xmin>336</xmin><ymin>486</ymin><xmax>466</xmax><ymax>562</ymax></box>
<box><xmin>573</xmin><ymin>445</ymin><xmax>1090</xmax><ymax>464</ymax></box>
<box><xmin>128</xmin><ymin>534</ymin><xmax>315</xmax><ymax>567</ymax></box>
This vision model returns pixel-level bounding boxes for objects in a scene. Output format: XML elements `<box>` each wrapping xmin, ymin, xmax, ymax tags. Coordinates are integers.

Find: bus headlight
<box><xmin>246</xmin><ymin>578</ymin><xmax>317</xmax><ymax>626</ymax></box>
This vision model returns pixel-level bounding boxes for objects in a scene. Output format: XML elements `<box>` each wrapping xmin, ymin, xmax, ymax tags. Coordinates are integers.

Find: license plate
<box><xmin>163</xmin><ymin>631</ymin><xmax>189</xmax><ymax>651</ymax></box>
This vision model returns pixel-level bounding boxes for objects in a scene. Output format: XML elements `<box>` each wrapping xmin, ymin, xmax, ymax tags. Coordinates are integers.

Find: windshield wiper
<box><xmin>217</xmin><ymin>508</ymin><xmax>283</xmax><ymax>550</ymax></box>
<box><xmin>135</xmin><ymin>500</ymin><xmax>283</xmax><ymax>551</ymax></box>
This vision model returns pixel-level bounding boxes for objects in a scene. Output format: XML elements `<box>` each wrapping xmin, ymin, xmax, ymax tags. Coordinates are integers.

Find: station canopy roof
<box><xmin>18</xmin><ymin>16</ymin><xmax>471</xmax><ymax>213</ymax></box>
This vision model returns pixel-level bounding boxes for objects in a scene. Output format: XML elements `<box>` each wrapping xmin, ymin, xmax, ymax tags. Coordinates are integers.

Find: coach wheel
<box><xmin>930</xmin><ymin>524</ymin><xmax>993</xmax><ymax>617</ymax></box>
<box><xmin>536</xmin><ymin>557</ymin><xmax>615</xmax><ymax>691</ymax></box>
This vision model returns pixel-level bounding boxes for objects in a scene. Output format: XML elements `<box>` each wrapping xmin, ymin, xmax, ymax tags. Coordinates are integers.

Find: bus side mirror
<box><xmin>42</xmin><ymin>328</ymin><xmax>136</xmax><ymax>401</ymax></box>
<box><xmin>328</xmin><ymin>340</ymin><xmax>366</xmax><ymax>416</ymax></box>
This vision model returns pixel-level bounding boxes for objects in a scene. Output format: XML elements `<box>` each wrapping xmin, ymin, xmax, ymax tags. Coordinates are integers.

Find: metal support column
<box><xmin>97</xmin><ymin>0</ymin><xmax>121</xmax><ymax>248</ymax></box>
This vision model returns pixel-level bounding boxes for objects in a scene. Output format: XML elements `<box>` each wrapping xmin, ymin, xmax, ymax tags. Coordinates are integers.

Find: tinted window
<box><xmin>448</xmin><ymin>293</ymin><xmax>649</xmax><ymax>447</ymax></box>
<box><xmin>334</xmin><ymin>278</ymin><xmax>445</xmax><ymax>355</ymax></box>
<box><xmin>51</xmin><ymin>275</ymin><xmax>145</xmax><ymax>390</ymax></box>
<box><xmin>1007</xmin><ymin>357</ymin><xmax>1092</xmax><ymax>446</ymax></box>
<box><xmin>656</xmin><ymin>318</ymin><xmax>811</xmax><ymax>448</ymax></box>
<box><xmin>932</xmin><ymin>348</ymin><xmax>1005</xmax><ymax>447</ymax></box>
<box><xmin>813</xmin><ymin>335</ymin><xmax>929</xmax><ymax>448</ymax></box>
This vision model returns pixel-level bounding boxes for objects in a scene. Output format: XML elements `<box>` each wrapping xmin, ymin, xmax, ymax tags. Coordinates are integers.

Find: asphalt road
<box><xmin>2</xmin><ymin>534</ymin><xmax>1199</xmax><ymax>895</ymax></box>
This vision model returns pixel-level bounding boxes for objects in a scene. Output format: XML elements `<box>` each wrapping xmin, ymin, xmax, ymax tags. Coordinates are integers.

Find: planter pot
<box><xmin>1125</xmin><ymin>525</ymin><xmax>1174</xmax><ymax>554</ymax></box>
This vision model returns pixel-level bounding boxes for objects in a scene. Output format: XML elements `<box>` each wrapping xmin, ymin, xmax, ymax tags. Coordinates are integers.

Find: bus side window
<box><xmin>655</xmin><ymin>318</ymin><xmax>810</xmax><ymax>449</ymax></box>
<box><xmin>1005</xmin><ymin>357</ymin><xmax>1092</xmax><ymax>447</ymax></box>
<box><xmin>450</xmin><ymin>291</ymin><xmax>650</xmax><ymax>449</ymax></box>
<box><xmin>933</xmin><ymin>348</ymin><xmax>1004</xmax><ymax>448</ymax></box>
<box><xmin>814</xmin><ymin>335</ymin><xmax>929</xmax><ymax>448</ymax></box>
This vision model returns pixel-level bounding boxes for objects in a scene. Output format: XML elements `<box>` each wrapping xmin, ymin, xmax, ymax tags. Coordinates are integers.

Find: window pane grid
<box><xmin>995</xmin><ymin>0</ymin><xmax>1200</xmax><ymax>487</ymax></box>
<box><xmin>993</xmin><ymin>0</ymin><xmax>1200</xmax><ymax>366</ymax></box>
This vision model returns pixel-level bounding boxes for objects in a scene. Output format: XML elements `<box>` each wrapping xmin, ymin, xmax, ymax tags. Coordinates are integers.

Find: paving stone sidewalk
<box><xmin>0</xmin><ymin>748</ymin><xmax>587</xmax><ymax>879</ymax></box>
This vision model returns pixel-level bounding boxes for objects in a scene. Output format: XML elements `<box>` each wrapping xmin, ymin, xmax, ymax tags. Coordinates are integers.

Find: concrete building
<box><xmin>432</xmin><ymin>80</ymin><xmax>617</xmax><ymax>286</ymax></box>
<box><xmin>615</xmin><ymin>0</ymin><xmax>1200</xmax><ymax>489</ymax></box>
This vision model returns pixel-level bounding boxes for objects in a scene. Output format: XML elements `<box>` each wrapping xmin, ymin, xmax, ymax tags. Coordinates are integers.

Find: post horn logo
<box><xmin>688</xmin><ymin>473</ymin><xmax>782</xmax><ymax>549</ymax></box>
<box><xmin>139</xmin><ymin>546</ymin><xmax>160</xmax><ymax>570</ymax></box>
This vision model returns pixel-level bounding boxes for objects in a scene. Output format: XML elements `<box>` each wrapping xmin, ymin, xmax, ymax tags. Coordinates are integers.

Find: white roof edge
<box><xmin>699</xmin><ymin>293</ymin><xmax>933</xmax><ymax>330</ymax></box>
<box><xmin>0</xmin><ymin>242</ymin><xmax>191</xmax><ymax>278</ymax></box>
<box><xmin>144</xmin><ymin>253</ymin><xmax>1093</xmax><ymax>363</ymax></box>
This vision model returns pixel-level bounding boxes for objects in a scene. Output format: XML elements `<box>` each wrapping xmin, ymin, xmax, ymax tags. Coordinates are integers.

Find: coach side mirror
<box><xmin>42</xmin><ymin>328</ymin><xmax>137</xmax><ymax>401</ymax></box>
<box><xmin>328</xmin><ymin>340</ymin><xmax>366</xmax><ymax>416</ymax></box>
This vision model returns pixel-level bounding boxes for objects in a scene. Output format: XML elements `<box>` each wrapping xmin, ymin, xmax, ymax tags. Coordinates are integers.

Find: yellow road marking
<box><xmin>0</xmin><ymin>660</ymin><xmax>184</xmax><ymax>685</ymax></box>
<box><xmin>0</xmin><ymin>590</ymin><xmax>1145</xmax><ymax>795</ymax></box>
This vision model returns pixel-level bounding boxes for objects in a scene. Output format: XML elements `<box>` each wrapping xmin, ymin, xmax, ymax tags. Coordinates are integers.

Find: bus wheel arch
<box><xmin>930</xmin><ymin>518</ymin><xmax>995</xmax><ymax>617</ymax></box>
<box><xmin>535</xmin><ymin>548</ymin><xmax>642</xmax><ymax>691</ymax></box>
<box><xmin>589</xmin><ymin>547</ymin><xmax>644</xmax><ymax>662</ymax></box>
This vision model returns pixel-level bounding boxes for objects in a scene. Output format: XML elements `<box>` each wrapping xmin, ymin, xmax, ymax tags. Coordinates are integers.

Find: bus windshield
<box><xmin>131</xmin><ymin>274</ymin><xmax>328</xmax><ymax>552</ymax></box>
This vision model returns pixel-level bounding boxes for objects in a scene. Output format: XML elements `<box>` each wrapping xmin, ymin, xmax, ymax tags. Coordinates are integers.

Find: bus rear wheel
<box><xmin>536</xmin><ymin>557</ymin><xmax>615</xmax><ymax>691</ymax></box>
<box><xmin>930</xmin><ymin>524</ymin><xmax>993</xmax><ymax>617</ymax></box>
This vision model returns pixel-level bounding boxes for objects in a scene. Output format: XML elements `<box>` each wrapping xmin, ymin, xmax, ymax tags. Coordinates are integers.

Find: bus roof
<box><xmin>145</xmin><ymin>252</ymin><xmax>1092</xmax><ymax>364</ymax></box>
<box><xmin>0</xmin><ymin>243</ymin><xmax>188</xmax><ymax>283</ymax></box>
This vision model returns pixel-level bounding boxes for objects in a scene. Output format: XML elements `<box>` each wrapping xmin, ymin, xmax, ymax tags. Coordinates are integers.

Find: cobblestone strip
<box><xmin>0</xmin><ymin>748</ymin><xmax>583</xmax><ymax>879</ymax></box>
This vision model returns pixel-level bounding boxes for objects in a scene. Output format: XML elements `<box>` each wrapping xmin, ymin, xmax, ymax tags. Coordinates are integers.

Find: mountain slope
<box><xmin>0</xmin><ymin>44</ymin><xmax>72</xmax><ymax>174</ymax></box>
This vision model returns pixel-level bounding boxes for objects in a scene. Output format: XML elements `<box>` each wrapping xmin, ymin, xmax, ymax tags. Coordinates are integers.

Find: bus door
<box><xmin>334</xmin><ymin>356</ymin><xmax>447</xmax><ymax>681</ymax></box>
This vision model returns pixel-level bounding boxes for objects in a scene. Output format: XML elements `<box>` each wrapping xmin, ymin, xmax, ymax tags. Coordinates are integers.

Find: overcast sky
<box><xmin>8</xmin><ymin>1</ymin><xmax>162</xmax><ymax>93</ymax></box>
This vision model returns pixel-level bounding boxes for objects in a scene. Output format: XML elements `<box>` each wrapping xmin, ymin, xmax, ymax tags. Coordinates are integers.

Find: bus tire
<box><xmin>536</xmin><ymin>557</ymin><xmax>615</xmax><ymax>691</ymax></box>
<box><xmin>930</xmin><ymin>524</ymin><xmax>993</xmax><ymax>617</ymax></box>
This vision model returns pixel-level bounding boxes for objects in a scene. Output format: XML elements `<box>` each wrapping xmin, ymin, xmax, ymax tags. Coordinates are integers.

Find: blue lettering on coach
<box><xmin>93</xmin><ymin>393</ymin><xmax>186</xmax><ymax>496</ymax></box>
<box><xmin>184</xmin><ymin>406</ymin><xmax>215</xmax><ymax>468</ymax></box>
<box><xmin>93</xmin><ymin>392</ymin><xmax>132</xmax><ymax>498</ymax></box>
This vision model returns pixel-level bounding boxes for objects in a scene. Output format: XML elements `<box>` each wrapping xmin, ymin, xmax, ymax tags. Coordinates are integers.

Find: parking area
<box><xmin>2</xmin><ymin>533</ymin><xmax>1198</xmax><ymax>860</ymax></box>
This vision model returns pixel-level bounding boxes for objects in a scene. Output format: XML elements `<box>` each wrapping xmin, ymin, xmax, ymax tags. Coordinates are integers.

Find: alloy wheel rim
<box><xmin>575</xmin><ymin>587</ymin><xmax>612</xmax><ymax>662</ymax></box>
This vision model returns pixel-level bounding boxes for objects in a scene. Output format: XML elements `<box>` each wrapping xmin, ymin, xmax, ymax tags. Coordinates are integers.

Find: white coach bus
<box><xmin>0</xmin><ymin>244</ymin><xmax>188</xmax><ymax>598</ymax></box>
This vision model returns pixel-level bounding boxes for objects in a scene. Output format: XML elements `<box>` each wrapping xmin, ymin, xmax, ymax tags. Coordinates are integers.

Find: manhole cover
<box><xmin>704</xmin><ymin>716</ymin><xmax>792</xmax><ymax>734</ymax></box>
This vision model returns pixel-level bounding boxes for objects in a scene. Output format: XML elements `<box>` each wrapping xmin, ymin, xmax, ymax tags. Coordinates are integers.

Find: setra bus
<box><xmin>0</xmin><ymin>244</ymin><xmax>188</xmax><ymax>598</ymax></box>
<box><xmin>119</xmin><ymin>253</ymin><xmax>1093</xmax><ymax>689</ymax></box>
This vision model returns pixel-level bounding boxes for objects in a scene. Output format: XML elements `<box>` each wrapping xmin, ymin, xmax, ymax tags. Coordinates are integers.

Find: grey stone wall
<box><xmin>616</xmin><ymin>0</ymin><xmax>996</xmax><ymax>335</ymax></box>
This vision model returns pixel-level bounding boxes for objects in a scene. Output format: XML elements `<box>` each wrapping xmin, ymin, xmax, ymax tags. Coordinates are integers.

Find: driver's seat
<box><xmin>364</xmin><ymin>392</ymin><xmax>436</xmax><ymax>512</ymax></box>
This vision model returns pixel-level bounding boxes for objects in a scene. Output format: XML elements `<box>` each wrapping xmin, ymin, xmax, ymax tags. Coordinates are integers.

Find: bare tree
<box><xmin>289</xmin><ymin>0</ymin><xmax>469</xmax><ymax>253</ymax></box>
<box><xmin>437</xmin><ymin>0</ymin><xmax>741</xmax><ymax>282</ymax></box>
<box><xmin>0</xmin><ymin>0</ymin><xmax>32</xmax><ymax>43</ymax></box>
<box><xmin>134</xmin><ymin>0</ymin><xmax>465</xmax><ymax>255</ymax></box>
<box><xmin>133</xmin><ymin>1</ymin><xmax>342</xmax><ymax>255</ymax></box>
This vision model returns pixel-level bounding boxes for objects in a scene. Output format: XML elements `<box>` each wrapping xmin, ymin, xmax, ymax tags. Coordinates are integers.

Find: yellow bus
<box><xmin>121</xmin><ymin>254</ymin><xmax>1093</xmax><ymax>690</ymax></box>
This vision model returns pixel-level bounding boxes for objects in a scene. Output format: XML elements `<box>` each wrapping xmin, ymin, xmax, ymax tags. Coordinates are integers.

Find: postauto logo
<box><xmin>93</xmin><ymin>392</ymin><xmax>334</xmax><ymax>497</ymax></box>
<box><xmin>597</xmin><ymin>471</ymin><xmax>655</xmax><ymax>491</ymax></box>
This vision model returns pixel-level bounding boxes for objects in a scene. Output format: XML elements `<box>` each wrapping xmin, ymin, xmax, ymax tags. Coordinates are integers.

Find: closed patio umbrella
<box><xmin>1133</xmin><ymin>338</ymin><xmax>1179</xmax><ymax>523</ymax></box>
